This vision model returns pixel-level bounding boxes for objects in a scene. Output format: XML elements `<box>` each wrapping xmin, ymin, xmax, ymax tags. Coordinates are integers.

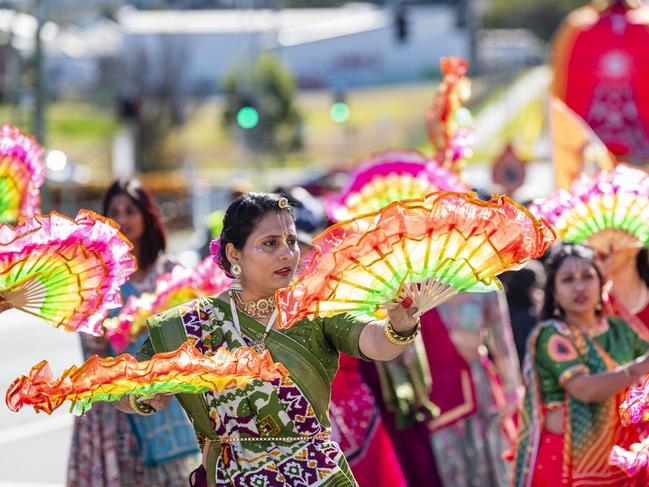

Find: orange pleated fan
<box><xmin>277</xmin><ymin>192</ymin><xmax>555</xmax><ymax>328</ymax></box>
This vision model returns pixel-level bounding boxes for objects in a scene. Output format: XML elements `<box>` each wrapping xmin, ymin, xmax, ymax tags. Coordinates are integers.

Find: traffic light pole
<box><xmin>33</xmin><ymin>0</ymin><xmax>46</xmax><ymax>145</ymax></box>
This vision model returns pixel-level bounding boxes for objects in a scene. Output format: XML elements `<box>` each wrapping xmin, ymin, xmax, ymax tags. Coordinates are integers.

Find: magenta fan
<box><xmin>0</xmin><ymin>124</ymin><xmax>46</xmax><ymax>223</ymax></box>
<box><xmin>324</xmin><ymin>149</ymin><xmax>469</xmax><ymax>222</ymax></box>
<box><xmin>0</xmin><ymin>210</ymin><xmax>136</xmax><ymax>335</ymax></box>
<box><xmin>104</xmin><ymin>256</ymin><xmax>232</xmax><ymax>351</ymax></box>
<box><xmin>529</xmin><ymin>164</ymin><xmax>649</xmax><ymax>254</ymax></box>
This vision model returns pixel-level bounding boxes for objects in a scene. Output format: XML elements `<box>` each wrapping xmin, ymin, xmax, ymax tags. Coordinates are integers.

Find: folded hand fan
<box><xmin>324</xmin><ymin>149</ymin><xmax>469</xmax><ymax>222</ymax></box>
<box><xmin>610</xmin><ymin>438</ymin><xmax>649</xmax><ymax>478</ymax></box>
<box><xmin>0</xmin><ymin>124</ymin><xmax>46</xmax><ymax>223</ymax></box>
<box><xmin>277</xmin><ymin>192</ymin><xmax>555</xmax><ymax>328</ymax></box>
<box><xmin>104</xmin><ymin>256</ymin><xmax>231</xmax><ymax>351</ymax></box>
<box><xmin>426</xmin><ymin>57</ymin><xmax>474</xmax><ymax>170</ymax></box>
<box><xmin>529</xmin><ymin>164</ymin><xmax>649</xmax><ymax>254</ymax></box>
<box><xmin>0</xmin><ymin>210</ymin><xmax>136</xmax><ymax>335</ymax></box>
<box><xmin>6</xmin><ymin>341</ymin><xmax>288</xmax><ymax>415</ymax></box>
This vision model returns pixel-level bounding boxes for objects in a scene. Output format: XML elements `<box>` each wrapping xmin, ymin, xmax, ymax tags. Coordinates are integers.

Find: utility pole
<box><xmin>33</xmin><ymin>0</ymin><xmax>46</xmax><ymax>145</ymax></box>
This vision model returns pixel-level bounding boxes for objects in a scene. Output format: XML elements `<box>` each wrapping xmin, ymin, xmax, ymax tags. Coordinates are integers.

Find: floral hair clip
<box><xmin>278</xmin><ymin>197</ymin><xmax>288</xmax><ymax>209</ymax></box>
<box><xmin>210</xmin><ymin>238</ymin><xmax>221</xmax><ymax>265</ymax></box>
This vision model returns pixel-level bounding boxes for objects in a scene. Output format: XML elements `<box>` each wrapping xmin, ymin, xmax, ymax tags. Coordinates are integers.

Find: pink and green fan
<box><xmin>277</xmin><ymin>191</ymin><xmax>555</xmax><ymax>328</ymax></box>
<box><xmin>324</xmin><ymin>149</ymin><xmax>469</xmax><ymax>222</ymax></box>
<box><xmin>0</xmin><ymin>124</ymin><xmax>46</xmax><ymax>223</ymax></box>
<box><xmin>529</xmin><ymin>164</ymin><xmax>649</xmax><ymax>254</ymax></box>
<box><xmin>0</xmin><ymin>210</ymin><xmax>136</xmax><ymax>335</ymax></box>
<box><xmin>104</xmin><ymin>256</ymin><xmax>231</xmax><ymax>351</ymax></box>
<box><xmin>6</xmin><ymin>341</ymin><xmax>288</xmax><ymax>415</ymax></box>
<box><xmin>610</xmin><ymin>438</ymin><xmax>649</xmax><ymax>478</ymax></box>
<box><xmin>608</xmin><ymin>375</ymin><xmax>649</xmax><ymax>477</ymax></box>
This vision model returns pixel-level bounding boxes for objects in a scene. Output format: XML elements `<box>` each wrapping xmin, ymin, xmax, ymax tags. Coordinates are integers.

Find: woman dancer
<box><xmin>513</xmin><ymin>243</ymin><xmax>649</xmax><ymax>486</ymax></box>
<box><xmin>115</xmin><ymin>192</ymin><xmax>420</xmax><ymax>486</ymax></box>
<box><xmin>68</xmin><ymin>180</ymin><xmax>199</xmax><ymax>487</ymax></box>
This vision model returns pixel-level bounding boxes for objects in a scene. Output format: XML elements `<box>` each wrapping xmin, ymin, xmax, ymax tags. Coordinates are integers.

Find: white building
<box><xmin>117</xmin><ymin>3</ymin><xmax>470</xmax><ymax>93</ymax></box>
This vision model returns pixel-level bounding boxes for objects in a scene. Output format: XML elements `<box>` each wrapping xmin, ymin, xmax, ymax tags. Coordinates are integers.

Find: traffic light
<box><xmin>236</xmin><ymin>106</ymin><xmax>259</xmax><ymax>129</ymax></box>
<box><xmin>329</xmin><ymin>91</ymin><xmax>350</xmax><ymax>124</ymax></box>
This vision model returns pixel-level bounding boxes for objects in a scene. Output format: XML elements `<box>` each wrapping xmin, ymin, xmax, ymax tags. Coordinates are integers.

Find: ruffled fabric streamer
<box><xmin>6</xmin><ymin>341</ymin><xmax>288</xmax><ymax>415</ymax></box>
<box><xmin>0</xmin><ymin>210</ymin><xmax>136</xmax><ymax>335</ymax></box>
<box><xmin>103</xmin><ymin>256</ymin><xmax>231</xmax><ymax>351</ymax></box>
<box><xmin>0</xmin><ymin>124</ymin><xmax>46</xmax><ymax>223</ymax></box>
<box><xmin>277</xmin><ymin>191</ymin><xmax>555</xmax><ymax>328</ymax></box>
<box><xmin>529</xmin><ymin>163</ymin><xmax>649</xmax><ymax>253</ymax></box>
<box><xmin>324</xmin><ymin>149</ymin><xmax>469</xmax><ymax>222</ymax></box>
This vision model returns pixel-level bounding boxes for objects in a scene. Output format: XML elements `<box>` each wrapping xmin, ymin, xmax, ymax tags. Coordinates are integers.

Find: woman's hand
<box><xmin>137</xmin><ymin>393</ymin><xmax>173</xmax><ymax>411</ymax></box>
<box><xmin>386</xmin><ymin>296</ymin><xmax>419</xmax><ymax>335</ymax></box>
<box><xmin>629</xmin><ymin>352</ymin><xmax>649</xmax><ymax>381</ymax></box>
<box><xmin>113</xmin><ymin>393</ymin><xmax>172</xmax><ymax>415</ymax></box>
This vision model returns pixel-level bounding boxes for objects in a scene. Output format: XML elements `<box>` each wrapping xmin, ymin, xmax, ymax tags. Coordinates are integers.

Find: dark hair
<box><xmin>504</xmin><ymin>260</ymin><xmax>545</xmax><ymax>309</ymax></box>
<box><xmin>637</xmin><ymin>249</ymin><xmax>649</xmax><ymax>287</ymax></box>
<box><xmin>217</xmin><ymin>192</ymin><xmax>295</xmax><ymax>277</ymax></box>
<box><xmin>540</xmin><ymin>243</ymin><xmax>604</xmax><ymax>321</ymax></box>
<box><xmin>102</xmin><ymin>180</ymin><xmax>166</xmax><ymax>271</ymax></box>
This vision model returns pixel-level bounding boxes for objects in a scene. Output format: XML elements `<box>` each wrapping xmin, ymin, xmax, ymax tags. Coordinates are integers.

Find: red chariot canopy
<box><xmin>552</xmin><ymin>0</ymin><xmax>649</xmax><ymax>165</ymax></box>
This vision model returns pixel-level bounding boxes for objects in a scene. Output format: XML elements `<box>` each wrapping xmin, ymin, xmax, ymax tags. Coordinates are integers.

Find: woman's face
<box><xmin>229</xmin><ymin>211</ymin><xmax>300</xmax><ymax>297</ymax></box>
<box><xmin>553</xmin><ymin>256</ymin><xmax>601</xmax><ymax>320</ymax></box>
<box><xmin>106</xmin><ymin>193</ymin><xmax>145</xmax><ymax>245</ymax></box>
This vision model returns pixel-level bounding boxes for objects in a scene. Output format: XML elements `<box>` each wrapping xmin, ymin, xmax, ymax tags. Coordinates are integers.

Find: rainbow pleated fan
<box><xmin>530</xmin><ymin>164</ymin><xmax>649</xmax><ymax>254</ymax></box>
<box><xmin>0</xmin><ymin>210</ymin><xmax>136</xmax><ymax>335</ymax></box>
<box><xmin>426</xmin><ymin>57</ymin><xmax>474</xmax><ymax>171</ymax></box>
<box><xmin>0</xmin><ymin>124</ymin><xmax>46</xmax><ymax>223</ymax></box>
<box><xmin>277</xmin><ymin>191</ymin><xmax>555</xmax><ymax>328</ymax></box>
<box><xmin>104</xmin><ymin>256</ymin><xmax>231</xmax><ymax>352</ymax></box>
<box><xmin>6</xmin><ymin>341</ymin><xmax>288</xmax><ymax>415</ymax></box>
<box><xmin>324</xmin><ymin>149</ymin><xmax>469</xmax><ymax>222</ymax></box>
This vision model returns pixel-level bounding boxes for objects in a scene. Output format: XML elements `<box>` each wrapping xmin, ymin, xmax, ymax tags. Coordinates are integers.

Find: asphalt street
<box><xmin>0</xmin><ymin>309</ymin><xmax>83</xmax><ymax>486</ymax></box>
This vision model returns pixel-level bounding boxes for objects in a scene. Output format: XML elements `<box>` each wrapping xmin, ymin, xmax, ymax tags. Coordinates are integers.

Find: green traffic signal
<box><xmin>236</xmin><ymin>106</ymin><xmax>259</xmax><ymax>129</ymax></box>
<box><xmin>329</xmin><ymin>102</ymin><xmax>350</xmax><ymax>124</ymax></box>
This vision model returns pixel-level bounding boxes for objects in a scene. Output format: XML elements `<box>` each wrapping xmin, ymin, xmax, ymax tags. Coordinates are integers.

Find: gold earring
<box><xmin>230</xmin><ymin>262</ymin><xmax>243</xmax><ymax>292</ymax></box>
<box><xmin>553</xmin><ymin>304</ymin><xmax>562</xmax><ymax>317</ymax></box>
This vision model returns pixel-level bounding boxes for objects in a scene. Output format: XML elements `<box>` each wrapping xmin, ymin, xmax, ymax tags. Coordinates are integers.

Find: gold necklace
<box><xmin>230</xmin><ymin>290</ymin><xmax>276</xmax><ymax>320</ymax></box>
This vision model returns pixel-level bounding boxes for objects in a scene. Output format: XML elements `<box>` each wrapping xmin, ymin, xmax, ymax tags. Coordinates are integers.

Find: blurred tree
<box><xmin>222</xmin><ymin>53</ymin><xmax>303</xmax><ymax>159</ymax></box>
<box><xmin>484</xmin><ymin>0</ymin><xmax>592</xmax><ymax>41</ymax></box>
<box><xmin>99</xmin><ymin>35</ymin><xmax>189</xmax><ymax>173</ymax></box>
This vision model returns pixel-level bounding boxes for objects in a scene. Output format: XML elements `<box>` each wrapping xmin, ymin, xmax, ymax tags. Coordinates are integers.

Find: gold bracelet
<box><xmin>127</xmin><ymin>394</ymin><xmax>157</xmax><ymax>416</ymax></box>
<box><xmin>384</xmin><ymin>319</ymin><xmax>420</xmax><ymax>346</ymax></box>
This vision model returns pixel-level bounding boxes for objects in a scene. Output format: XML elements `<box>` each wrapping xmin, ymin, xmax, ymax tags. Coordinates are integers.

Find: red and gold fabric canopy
<box><xmin>552</xmin><ymin>0</ymin><xmax>649</xmax><ymax>165</ymax></box>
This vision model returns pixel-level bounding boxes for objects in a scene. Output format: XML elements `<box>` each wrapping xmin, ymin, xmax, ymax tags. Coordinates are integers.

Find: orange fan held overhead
<box><xmin>277</xmin><ymin>191</ymin><xmax>555</xmax><ymax>329</ymax></box>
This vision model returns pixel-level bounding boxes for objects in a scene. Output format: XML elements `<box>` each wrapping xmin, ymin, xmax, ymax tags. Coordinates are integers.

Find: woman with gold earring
<box><xmin>513</xmin><ymin>244</ymin><xmax>649</xmax><ymax>486</ymax></box>
<box><xmin>115</xmin><ymin>192</ymin><xmax>420</xmax><ymax>486</ymax></box>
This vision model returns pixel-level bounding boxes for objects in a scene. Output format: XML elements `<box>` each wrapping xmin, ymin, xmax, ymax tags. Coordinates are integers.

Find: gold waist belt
<box><xmin>217</xmin><ymin>430</ymin><xmax>330</xmax><ymax>444</ymax></box>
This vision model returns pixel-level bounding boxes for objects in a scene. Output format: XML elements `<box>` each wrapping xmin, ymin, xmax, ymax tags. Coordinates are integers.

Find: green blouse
<box><xmin>535</xmin><ymin>316</ymin><xmax>649</xmax><ymax>406</ymax></box>
<box><xmin>137</xmin><ymin>296</ymin><xmax>371</xmax><ymax>428</ymax></box>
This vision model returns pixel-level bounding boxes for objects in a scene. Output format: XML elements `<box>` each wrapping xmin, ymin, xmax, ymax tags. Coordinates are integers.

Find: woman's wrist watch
<box><xmin>384</xmin><ymin>319</ymin><xmax>421</xmax><ymax>346</ymax></box>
